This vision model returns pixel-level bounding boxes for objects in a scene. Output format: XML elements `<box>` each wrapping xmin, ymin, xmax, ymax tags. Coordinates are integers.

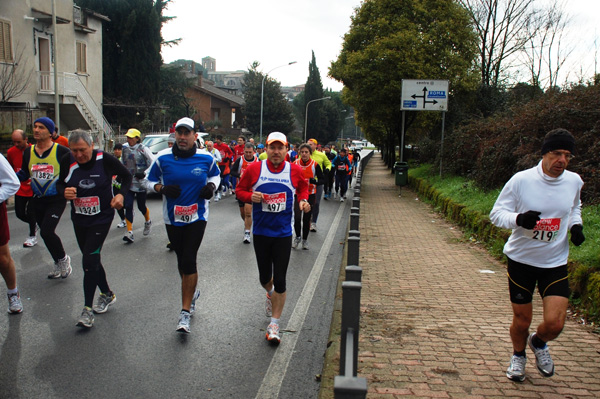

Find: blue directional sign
<box><xmin>401</xmin><ymin>80</ymin><xmax>449</xmax><ymax>111</ymax></box>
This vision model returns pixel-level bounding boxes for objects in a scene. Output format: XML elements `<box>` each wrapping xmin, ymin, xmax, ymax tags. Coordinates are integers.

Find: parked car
<box><xmin>142</xmin><ymin>134</ymin><xmax>170</xmax><ymax>154</ymax></box>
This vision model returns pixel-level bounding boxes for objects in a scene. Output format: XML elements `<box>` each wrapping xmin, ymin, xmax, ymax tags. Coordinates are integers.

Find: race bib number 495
<box><xmin>174</xmin><ymin>203</ymin><xmax>199</xmax><ymax>223</ymax></box>
<box><xmin>262</xmin><ymin>192</ymin><xmax>287</xmax><ymax>213</ymax></box>
<box><xmin>525</xmin><ymin>218</ymin><xmax>561</xmax><ymax>242</ymax></box>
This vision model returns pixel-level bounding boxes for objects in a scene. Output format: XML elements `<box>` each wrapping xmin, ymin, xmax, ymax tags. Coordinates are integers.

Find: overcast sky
<box><xmin>161</xmin><ymin>0</ymin><xmax>599</xmax><ymax>92</ymax></box>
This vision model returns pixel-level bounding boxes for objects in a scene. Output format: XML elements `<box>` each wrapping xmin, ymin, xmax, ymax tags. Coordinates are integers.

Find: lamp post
<box><xmin>260</xmin><ymin>61</ymin><xmax>297</xmax><ymax>144</ymax></box>
<box><xmin>343</xmin><ymin>114</ymin><xmax>354</xmax><ymax>149</ymax></box>
<box><xmin>304</xmin><ymin>96</ymin><xmax>331</xmax><ymax>143</ymax></box>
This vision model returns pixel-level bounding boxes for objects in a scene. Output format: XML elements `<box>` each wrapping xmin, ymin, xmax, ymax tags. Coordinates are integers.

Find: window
<box><xmin>76</xmin><ymin>41</ymin><xmax>87</xmax><ymax>73</ymax></box>
<box><xmin>0</xmin><ymin>19</ymin><xmax>13</xmax><ymax>62</ymax></box>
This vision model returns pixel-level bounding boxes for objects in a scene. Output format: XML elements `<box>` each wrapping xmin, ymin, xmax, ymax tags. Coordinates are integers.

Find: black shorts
<box><xmin>507</xmin><ymin>257</ymin><xmax>570</xmax><ymax>304</ymax></box>
<box><xmin>238</xmin><ymin>199</ymin><xmax>250</xmax><ymax>208</ymax></box>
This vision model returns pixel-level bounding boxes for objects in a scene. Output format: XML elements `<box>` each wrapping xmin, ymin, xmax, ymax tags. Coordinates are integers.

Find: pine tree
<box><xmin>303</xmin><ymin>51</ymin><xmax>326</xmax><ymax>142</ymax></box>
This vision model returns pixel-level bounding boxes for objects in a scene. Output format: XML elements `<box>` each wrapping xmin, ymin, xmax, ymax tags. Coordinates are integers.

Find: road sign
<box><xmin>401</xmin><ymin>80</ymin><xmax>449</xmax><ymax>111</ymax></box>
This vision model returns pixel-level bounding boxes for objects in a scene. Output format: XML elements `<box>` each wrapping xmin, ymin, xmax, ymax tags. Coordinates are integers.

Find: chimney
<box><xmin>191</xmin><ymin>61</ymin><xmax>195</xmax><ymax>74</ymax></box>
<box><xmin>198</xmin><ymin>74</ymin><xmax>202</xmax><ymax>86</ymax></box>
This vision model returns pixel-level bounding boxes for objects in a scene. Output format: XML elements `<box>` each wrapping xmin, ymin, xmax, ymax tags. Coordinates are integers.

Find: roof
<box><xmin>194</xmin><ymin>80</ymin><xmax>245</xmax><ymax>107</ymax></box>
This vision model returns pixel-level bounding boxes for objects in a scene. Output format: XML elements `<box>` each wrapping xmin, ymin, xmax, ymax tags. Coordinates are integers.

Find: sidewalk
<box><xmin>336</xmin><ymin>155</ymin><xmax>600</xmax><ymax>398</ymax></box>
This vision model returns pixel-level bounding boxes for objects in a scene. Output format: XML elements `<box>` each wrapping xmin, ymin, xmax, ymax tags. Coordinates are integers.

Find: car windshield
<box><xmin>142</xmin><ymin>136</ymin><xmax>167</xmax><ymax>146</ymax></box>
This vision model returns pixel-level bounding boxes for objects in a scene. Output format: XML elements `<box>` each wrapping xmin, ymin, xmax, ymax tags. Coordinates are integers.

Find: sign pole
<box><xmin>400</xmin><ymin>110</ymin><xmax>405</xmax><ymax>163</ymax></box>
<box><xmin>439</xmin><ymin>111</ymin><xmax>446</xmax><ymax>178</ymax></box>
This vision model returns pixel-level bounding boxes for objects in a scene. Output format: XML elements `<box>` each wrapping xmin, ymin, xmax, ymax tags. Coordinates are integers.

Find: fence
<box><xmin>333</xmin><ymin>150</ymin><xmax>374</xmax><ymax>398</ymax></box>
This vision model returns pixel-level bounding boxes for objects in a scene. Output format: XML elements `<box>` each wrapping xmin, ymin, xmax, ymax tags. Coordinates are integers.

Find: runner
<box><xmin>213</xmin><ymin>135</ymin><xmax>233</xmax><ymax>202</ymax></box>
<box><xmin>257</xmin><ymin>144</ymin><xmax>267</xmax><ymax>160</ymax></box>
<box><xmin>230</xmin><ymin>143</ymin><xmax>259</xmax><ymax>244</ymax></box>
<box><xmin>490</xmin><ymin>128</ymin><xmax>584</xmax><ymax>381</ymax></box>
<box><xmin>322</xmin><ymin>145</ymin><xmax>336</xmax><ymax>200</ymax></box>
<box><xmin>121</xmin><ymin>128</ymin><xmax>155</xmax><ymax>243</ymax></box>
<box><xmin>331</xmin><ymin>148</ymin><xmax>353</xmax><ymax>201</ymax></box>
<box><xmin>293</xmin><ymin>144</ymin><xmax>323</xmax><ymax>250</ymax></box>
<box><xmin>51</xmin><ymin>127</ymin><xmax>69</xmax><ymax>147</ymax></box>
<box><xmin>231</xmin><ymin>136</ymin><xmax>246</xmax><ymax>194</ymax></box>
<box><xmin>0</xmin><ymin>153</ymin><xmax>23</xmax><ymax>314</ymax></box>
<box><xmin>6</xmin><ymin>129</ymin><xmax>38</xmax><ymax>247</ymax></box>
<box><xmin>236</xmin><ymin>132</ymin><xmax>310</xmax><ymax>344</ymax></box>
<box><xmin>58</xmin><ymin>130</ymin><xmax>132</xmax><ymax>328</ymax></box>
<box><xmin>307</xmin><ymin>139</ymin><xmax>331</xmax><ymax>232</ymax></box>
<box><xmin>17</xmin><ymin>117</ymin><xmax>72</xmax><ymax>279</ymax></box>
<box><xmin>146</xmin><ymin>117</ymin><xmax>221</xmax><ymax>333</ymax></box>
<box><xmin>112</xmin><ymin>143</ymin><xmax>127</xmax><ymax>228</ymax></box>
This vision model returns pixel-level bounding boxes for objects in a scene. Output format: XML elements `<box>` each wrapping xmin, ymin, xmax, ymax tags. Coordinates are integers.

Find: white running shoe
<box><xmin>340</xmin><ymin>197</ymin><xmax>344</xmax><ymax>202</ymax></box>
<box><xmin>117</xmin><ymin>220</ymin><xmax>126</xmax><ymax>228</ymax></box>
<box><xmin>59</xmin><ymin>255</ymin><xmax>72</xmax><ymax>279</ymax></box>
<box><xmin>243</xmin><ymin>232</ymin><xmax>251</xmax><ymax>244</ymax></box>
<box><xmin>7</xmin><ymin>292</ymin><xmax>23</xmax><ymax>314</ymax></box>
<box><xmin>177</xmin><ymin>311</ymin><xmax>191</xmax><ymax>333</ymax></box>
<box><xmin>506</xmin><ymin>355</ymin><xmax>527</xmax><ymax>382</ymax></box>
<box><xmin>266</xmin><ymin>322</ymin><xmax>281</xmax><ymax>344</ymax></box>
<box><xmin>143</xmin><ymin>220</ymin><xmax>152</xmax><ymax>236</ymax></box>
<box><xmin>302</xmin><ymin>240</ymin><xmax>309</xmax><ymax>250</ymax></box>
<box><xmin>123</xmin><ymin>231</ymin><xmax>134</xmax><ymax>243</ymax></box>
<box><xmin>528</xmin><ymin>333</ymin><xmax>554</xmax><ymax>377</ymax></box>
<box><xmin>48</xmin><ymin>262</ymin><xmax>61</xmax><ymax>279</ymax></box>
<box><xmin>214</xmin><ymin>192</ymin><xmax>221</xmax><ymax>202</ymax></box>
<box><xmin>93</xmin><ymin>292</ymin><xmax>116</xmax><ymax>314</ymax></box>
<box><xmin>76</xmin><ymin>307</ymin><xmax>94</xmax><ymax>328</ymax></box>
<box><xmin>292</xmin><ymin>236</ymin><xmax>301</xmax><ymax>249</ymax></box>
<box><xmin>23</xmin><ymin>235</ymin><xmax>37</xmax><ymax>248</ymax></box>
<box><xmin>310</xmin><ymin>223</ymin><xmax>317</xmax><ymax>232</ymax></box>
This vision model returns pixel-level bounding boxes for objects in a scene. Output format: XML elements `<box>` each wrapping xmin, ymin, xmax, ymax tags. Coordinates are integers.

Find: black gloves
<box><xmin>516</xmin><ymin>210</ymin><xmax>541</xmax><ymax>229</ymax></box>
<box><xmin>160</xmin><ymin>184</ymin><xmax>181</xmax><ymax>198</ymax></box>
<box><xmin>199</xmin><ymin>183</ymin><xmax>215</xmax><ymax>200</ymax></box>
<box><xmin>570</xmin><ymin>224</ymin><xmax>585</xmax><ymax>246</ymax></box>
<box><xmin>309</xmin><ymin>178</ymin><xmax>318</xmax><ymax>185</ymax></box>
<box><xmin>134</xmin><ymin>172</ymin><xmax>145</xmax><ymax>179</ymax></box>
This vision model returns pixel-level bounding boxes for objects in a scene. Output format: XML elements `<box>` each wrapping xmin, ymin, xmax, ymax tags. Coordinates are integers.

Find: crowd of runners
<box><xmin>1</xmin><ymin>116</ymin><xmax>360</xmax><ymax>344</ymax></box>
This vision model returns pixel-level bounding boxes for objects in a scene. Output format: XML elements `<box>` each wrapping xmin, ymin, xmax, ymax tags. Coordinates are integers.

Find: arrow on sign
<box><xmin>411</xmin><ymin>87</ymin><xmax>438</xmax><ymax>109</ymax></box>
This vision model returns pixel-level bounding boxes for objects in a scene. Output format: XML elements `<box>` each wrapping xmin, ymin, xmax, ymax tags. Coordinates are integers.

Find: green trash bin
<box><xmin>394</xmin><ymin>162</ymin><xmax>409</xmax><ymax>186</ymax></box>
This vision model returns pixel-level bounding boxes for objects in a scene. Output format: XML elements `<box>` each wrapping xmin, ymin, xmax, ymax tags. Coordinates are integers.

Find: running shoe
<box><xmin>310</xmin><ymin>222</ymin><xmax>317</xmax><ymax>232</ymax></box>
<box><xmin>302</xmin><ymin>240</ymin><xmax>309</xmax><ymax>250</ymax></box>
<box><xmin>93</xmin><ymin>292</ymin><xmax>116</xmax><ymax>314</ymax></box>
<box><xmin>214</xmin><ymin>192</ymin><xmax>221</xmax><ymax>202</ymax></box>
<box><xmin>323</xmin><ymin>193</ymin><xmax>329</xmax><ymax>201</ymax></box>
<box><xmin>117</xmin><ymin>220</ymin><xmax>126</xmax><ymax>228</ymax></box>
<box><xmin>340</xmin><ymin>197</ymin><xmax>344</xmax><ymax>202</ymax></box>
<box><xmin>265</xmin><ymin>292</ymin><xmax>272</xmax><ymax>317</ymax></box>
<box><xmin>123</xmin><ymin>231</ymin><xmax>134</xmax><ymax>244</ymax></box>
<box><xmin>76</xmin><ymin>307</ymin><xmax>94</xmax><ymax>328</ymax></box>
<box><xmin>266</xmin><ymin>322</ymin><xmax>281</xmax><ymax>344</ymax></box>
<box><xmin>228</xmin><ymin>187</ymin><xmax>233</xmax><ymax>196</ymax></box>
<box><xmin>59</xmin><ymin>255</ymin><xmax>72</xmax><ymax>279</ymax></box>
<box><xmin>190</xmin><ymin>289</ymin><xmax>201</xmax><ymax>315</ymax></box>
<box><xmin>7</xmin><ymin>292</ymin><xmax>23</xmax><ymax>314</ymax></box>
<box><xmin>292</xmin><ymin>236</ymin><xmax>301</xmax><ymax>249</ymax></box>
<box><xmin>177</xmin><ymin>310</ymin><xmax>191</xmax><ymax>333</ymax></box>
<box><xmin>143</xmin><ymin>220</ymin><xmax>152</xmax><ymax>236</ymax></box>
<box><xmin>23</xmin><ymin>235</ymin><xmax>37</xmax><ymax>247</ymax></box>
<box><xmin>243</xmin><ymin>232</ymin><xmax>251</xmax><ymax>244</ymax></box>
<box><xmin>48</xmin><ymin>262</ymin><xmax>61</xmax><ymax>279</ymax></box>
<box><xmin>528</xmin><ymin>333</ymin><xmax>554</xmax><ymax>377</ymax></box>
<box><xmin>506</xmin><ymin>355</ymin><xmax>527</xmax><ymax>382</ymax></box>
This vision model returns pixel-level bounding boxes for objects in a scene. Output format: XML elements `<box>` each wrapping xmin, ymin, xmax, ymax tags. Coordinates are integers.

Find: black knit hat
<box><xmin>541</xmin><ymin>128</ymin><xmax>575</xmax><ymax>155</ymax></box>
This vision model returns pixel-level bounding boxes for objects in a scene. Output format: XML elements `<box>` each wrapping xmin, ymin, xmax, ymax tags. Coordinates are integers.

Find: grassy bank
<box><xmin>409</xmin><ymin>164</ymin><xmax>600</xmax><ymax>325</ymax></box>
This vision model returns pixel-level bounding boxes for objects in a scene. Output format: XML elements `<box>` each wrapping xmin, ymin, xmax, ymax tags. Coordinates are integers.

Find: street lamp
<box><xmin>260</xmin><ymin>61</ymin><xmax>297</xmax><ymax>143</ymax></box>
<box><xmin>343</xmin><ymin>114</ymin><xmax>354</xmax><ymax>149</ymax></box>
<box><xmin>304</xmin><ymin>96</ymin><xmax>331</xmax><ymax>143</ymax></box>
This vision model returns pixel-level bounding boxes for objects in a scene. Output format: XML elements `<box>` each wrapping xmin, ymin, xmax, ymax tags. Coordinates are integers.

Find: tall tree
<box><xmin>242</xmin><ymin>62</ymin><xmax>295</xmax><ymax>139</ymax></box>
<box><xmin>0</xmin><ymin>42</ymin><xmax>31</xmax><ymax>104</ymax></box>
<box><xmin>303</xmin><ymin>51</ymin><xmax>327</xmax><ymax>142</ymax></box>
<box><xmin>330</xmin><ymin>0</ymin><xmax>479</xmax><ymax>167</ymax></box>
<box><xmin>75</xmin><ymin>0</ymin><xmax>173</xmax><ymax>104</ymax></box>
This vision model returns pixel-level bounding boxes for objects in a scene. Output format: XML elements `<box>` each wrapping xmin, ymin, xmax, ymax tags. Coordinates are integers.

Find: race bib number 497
<box><xmin>262</xmin><ymin>192</ymin><xmax>287</xmax><ymax>213</ymax></box>
<box><xmin>525</xmin><ymin>218</ymin><xmax>561</xmax><ymax>242</ymax></box>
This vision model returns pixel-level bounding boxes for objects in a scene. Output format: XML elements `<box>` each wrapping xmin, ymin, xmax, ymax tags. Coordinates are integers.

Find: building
<box><xmin>202</xmin><ymin>56</ymin><xmax>245</xmax><ymax>97</ymax></box>
<box><xmin>0</xmin><ymin>0</ymin><xmax>111</xmax><ymax>147</ymax></box>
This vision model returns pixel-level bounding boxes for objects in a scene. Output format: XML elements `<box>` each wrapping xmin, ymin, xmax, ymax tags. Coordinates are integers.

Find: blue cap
<box><xmin>34</xmin><ymin>117</ymin><xmax>55</xmax><ymax>134</ymax></box>
<box><xmin>257</xmin><ymin>143</ymin><xmax>265</xmax><ymax>149</ymax></box>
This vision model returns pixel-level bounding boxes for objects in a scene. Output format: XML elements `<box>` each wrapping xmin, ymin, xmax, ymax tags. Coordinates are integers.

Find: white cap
<box><xmin>266</xmin><ymin>132</ymin><xmax>287</xmax><ymax>145</ymax></box>
<box><xmin>175</xmin><ymin>117</ymin><xmax>194</xmax><ymax>132</ymax></box>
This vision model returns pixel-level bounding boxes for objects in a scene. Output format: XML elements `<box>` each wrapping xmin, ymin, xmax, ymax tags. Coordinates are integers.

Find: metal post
<box><xmin>440</xmin><ymin>111</ymin><xmax>446</xmax><ymax>178</ymax></box>
<box><xmin>352</xmin><ymin>197</ymin><xmax>360</xmax><ymax>209</ymax></box>
<box><xmin>350</xmin><ymin>210</ymin><xmax>359</xmax><ymax>231</ymax></box>
<box><xmin>345</xmin><ymin>265</ymin><xmax>362</xmax><ymax>282</ymax></box>
<box><xmin>347</xmin><ymin>236</ymin><xmax>360</xmax><ymax>267</ymax></box>
<box><xmin>339</xmin><ymin>281</ymin><xmax>361</xmax><ymax>376</ymax></box>
<box><xmin>304</xmin><ymin>96</ymin><xmax>331</xmax><ymax>143</ymax></box>
<box><xmin>259</xmin><ymin>62</ymin><xmax>297</xmax><ymax>144</ymax></box>
<box><xmin>52</xmin><ymin>0</ymin><xmax>60</xmax><ymax>131</ymax></box>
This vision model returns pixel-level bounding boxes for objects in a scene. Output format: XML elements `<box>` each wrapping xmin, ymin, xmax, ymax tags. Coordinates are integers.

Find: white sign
<box><xmin>401</xmin><ymin>80</ymin><xmax>449</xmax><ymax>111</ymax></box>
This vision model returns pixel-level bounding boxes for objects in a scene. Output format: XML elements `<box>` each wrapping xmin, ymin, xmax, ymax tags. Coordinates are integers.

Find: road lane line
<box><xmin>255</xmin><ymin>201</ymin><xmax>347</xmax><ymax>399</ymax></box>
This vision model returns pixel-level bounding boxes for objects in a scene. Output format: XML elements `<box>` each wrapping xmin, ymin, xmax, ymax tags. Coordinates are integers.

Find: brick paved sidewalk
<box><xmin>355</xmin><ymin>155</ymin><xmax>600</xmax><ymax>398</ymax></box>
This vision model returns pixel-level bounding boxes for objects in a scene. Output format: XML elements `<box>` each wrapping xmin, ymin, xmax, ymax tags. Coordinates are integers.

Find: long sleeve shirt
<box><xmin>0</xmin><ymin>154</ymin><xmax>20</xmax><ymax>203</ymax></box>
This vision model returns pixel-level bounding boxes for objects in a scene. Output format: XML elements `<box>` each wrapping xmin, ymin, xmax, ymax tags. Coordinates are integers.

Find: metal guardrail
<box><xmin>334</xmin><ymin>150</ymin><xmax>374</xmax><ymax>398</ymax></box>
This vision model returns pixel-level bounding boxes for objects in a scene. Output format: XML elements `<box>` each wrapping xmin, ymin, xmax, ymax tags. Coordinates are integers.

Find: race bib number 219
<box><xmin>525</xmin><ymin>218</ymin><xmax>561</xmax><ymax>242</ymax></box>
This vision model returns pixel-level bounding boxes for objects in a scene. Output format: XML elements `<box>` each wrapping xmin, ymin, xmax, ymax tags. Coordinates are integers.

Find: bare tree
<box><xmin>459</xmin><ymin>0</ymin><xmax>537</xmax><ymax>87</ymax></box>
<box><xmin>521</xmin><ymin>1</ymin><xmax>572</xmax><ymax>89</ymax></box>
<box><xmin>0</xmin><ymin>42</ymin><xmax>32</xmax><ymax>103</ymax></box>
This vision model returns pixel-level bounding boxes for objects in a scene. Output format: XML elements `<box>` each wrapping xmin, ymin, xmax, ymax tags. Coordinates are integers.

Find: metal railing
<box><xmin>38</xmin><ymin>71</ymin><xmax>114</xmax><ymax>147</ymax></box>
<box><xmin>334</xmin><ymin>150</ymin><xmax>374</xmax><ymax>398</ymax></box>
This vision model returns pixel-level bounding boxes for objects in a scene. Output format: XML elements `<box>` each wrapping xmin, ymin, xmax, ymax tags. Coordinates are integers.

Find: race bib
<box><xmin>174</xmin><ymin>203</ymin><xmax>199</xmax><ymax>224</ymax></box>
<box><xmin>73</xmin><ymin>196</ymin><xmax>100</xmax><ymax>215</ymax></box>
<box><xmin>32</xmin><ymin>164</ymin><xmax>55</xmax><ymax>180</ymax></box>
<box><xmin>524</xmin><ymin>218</ymin><xmax>561</xmax><ymax>242</ymax></box>
<box><xmin>337</xmin><ymin>164</ymin><xmax>346</xmax><ymax>171</ymax></box>
<box><xmin>262</xmin><ymin>192</ymin><xmax>287</xmax><ymax>213</ymax></box>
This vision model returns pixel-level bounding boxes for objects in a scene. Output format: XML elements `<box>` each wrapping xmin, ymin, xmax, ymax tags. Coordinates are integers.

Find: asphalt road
<box><xmin>0</xmin><ymin>183</ymin><xmax>353</xmax><ymax>399</ymax></box>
